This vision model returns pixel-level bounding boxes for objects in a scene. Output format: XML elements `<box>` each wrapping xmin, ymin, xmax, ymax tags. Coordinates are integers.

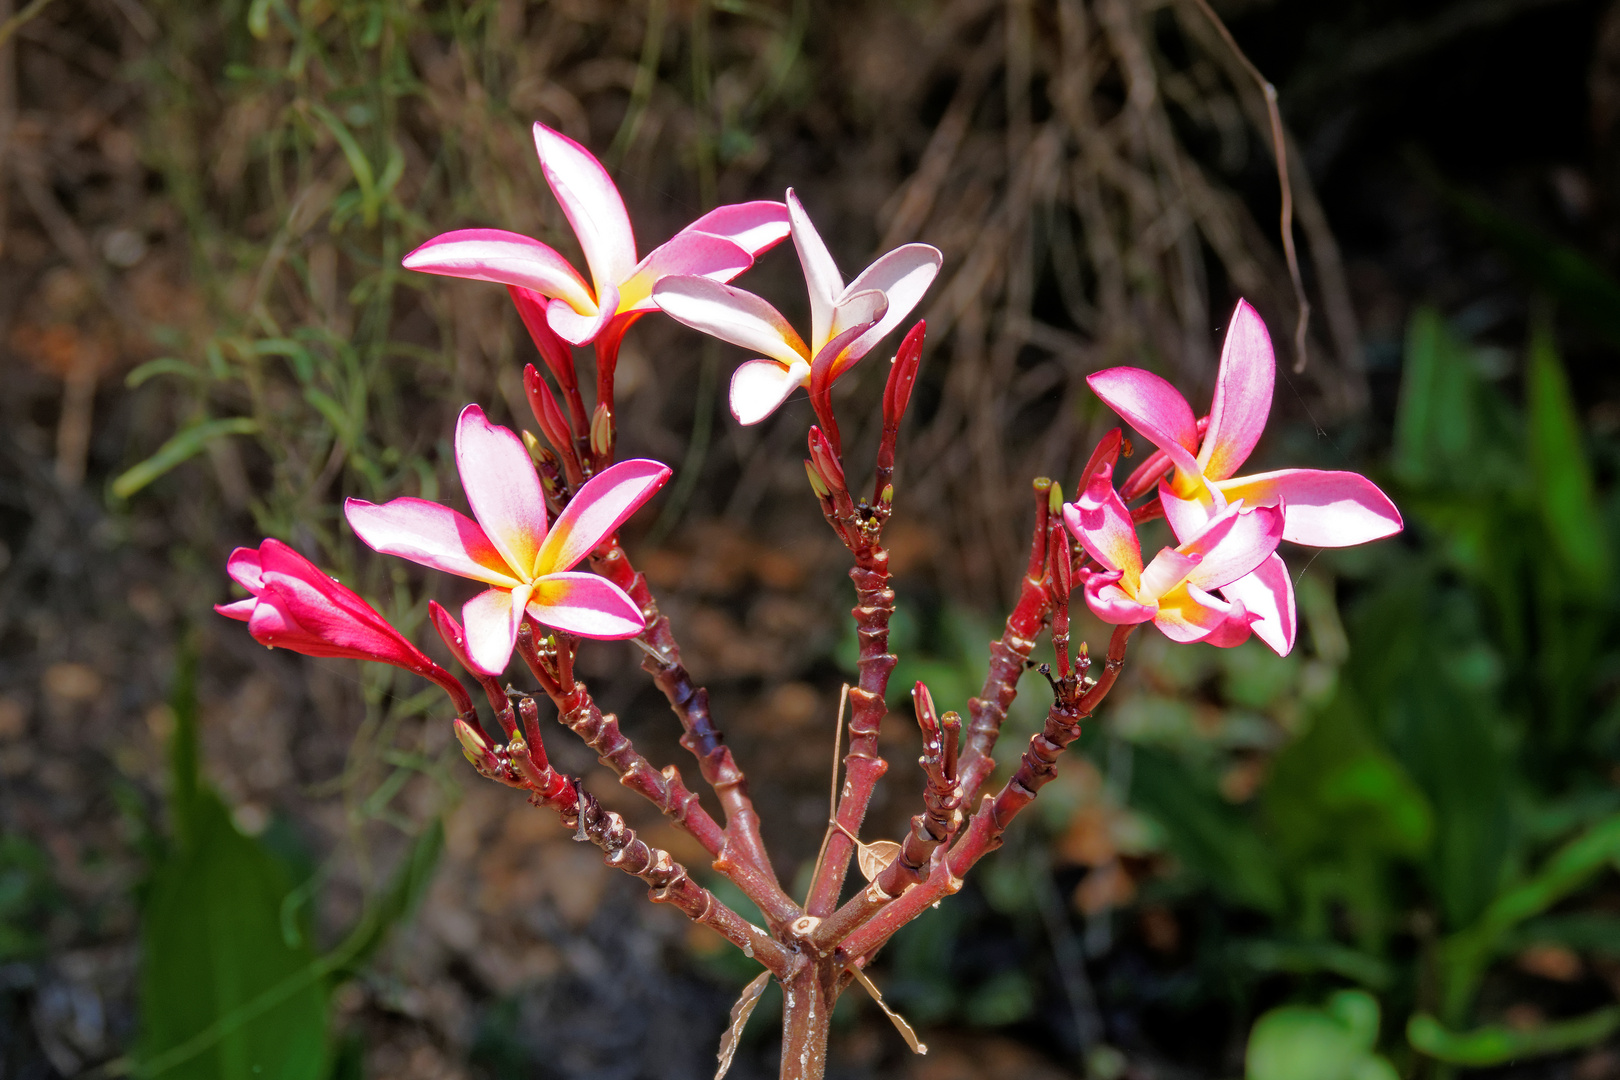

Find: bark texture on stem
<box><xmin>779</xmin><ymin>962</ymin><xmax>836</xmax><ymax>1080</ymax></box>
<box><xmin>805</xmin><ymin>552</ymin><xmax>897</xmax><ymax>917</ymax></box>
<box><xmin>957</xmin><ymin>479</ymin><xmax>1055</xmax><ymax>800</ymax></box>
<box><xmin>836</xmin><ymin>625</ymin><xmax>1134</xmax><ymax>963</ymax></box>
<box><xmin>458</xmin><ymin>704</ymin><xmax>791</xmax><ymax>976</ymax></box>
<box><xmin>589</xmin><ymin>537</ymin><xmax>798</xmax><ymax>926</ymax></box>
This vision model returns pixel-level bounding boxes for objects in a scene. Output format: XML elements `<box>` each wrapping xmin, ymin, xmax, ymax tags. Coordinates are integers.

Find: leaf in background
<box><xmin>1437</xmin><ymin>812</ymin><xmax>1620</xmax><ymax>1022</ymax></box>
<box><xmin>137</xmin><ymin>646</ymin><xmax>328</xmax><ymax>1080</ymax></box>
<box><xmin>1130</xmin><ymin>749</ymin><xmax>1285</xmax><ymax>915</ymax></box>
<box><xmin>1409</xmin><ymin>1007</ymin><xmax>1620</xmax><ymax>1067</ymax></box>
<box><xmin>1247</xmin><ymin>990</ymin><xmax>1397</xmax><ymax>1080</ymax></box>
<box><xmin>110</xmin><ymin>417</ymin><xmax>259</xmax><ymax>500</ymax></box>
<box><xmin>0</xmin><ymin>834</ymin><xmax>54</xmax><ymax>960</ymax></box>
<box><xmin>326</xmin><ymin>818</ymin><xmax>444</xmax><ymax>977</ymax></box>
<box><xmin>136</xmin><ymin>790</ymin><xmax>329</xmax><ymax>1080</ymax></box>
<box><xmin>1393</xmin><ymin>308</ymin><xmax>1478</xmax><ymax>486</ymax></box>
<box><xmin>1346</xmin><ymin>582</ymin><xmax>1511</xmax><ymax>932</ymax></box>
<box><xmin>1262</xmin><ymin>693</ymin><xmax>1432</xmax><ymax>948</ymax></box>
<box><xmin>1526</xmin><ymin>322</ymin><xmax>1611</xmax><ymax>593</ymax></box>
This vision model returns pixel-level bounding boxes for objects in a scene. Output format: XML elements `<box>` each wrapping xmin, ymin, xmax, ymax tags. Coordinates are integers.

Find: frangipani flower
<box><xmin>652</xmin><ymin>189</ymin><xmax>942</xmax><ymax>424</ymax></box>
<box><xmin>216</xmin><ymin>538</ymin><xmax>473</xmax><ymax>713</ymax></box>
<box><xmin>1087</xmin><ymin>300</ymin><xmax>1402</xmax><ymax>654</ymax></box>
<box><xmin>1063</xmin><ymin>430</ymin><xmax>1284</xmax><ymax>647</ymax></box>
<box><xmin>402</xmin><ymin>122</ymin><xmax>791</xmax><ymax>347</ymax></box>
<box><xmin>345</xmin><ymin>405</ymin><xmax>670</xmax><ymax>675</ymax></box>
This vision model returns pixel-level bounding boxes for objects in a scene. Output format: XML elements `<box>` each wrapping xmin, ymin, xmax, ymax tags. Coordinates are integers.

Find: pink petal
<box><xmin>1196</xmin><ymin>591</ymin><xmax>1258</xmax><ymax>649</ymax></box>
<box><xmin>1138</xmin><ymin>547</ymin><xmax>1202</xmax><ymax>603</ymax></box>
<box><xmin>813</xmin><ymin>304</ymin><xmax>888</xmax><ymax>387</ymax></box>
<box><xmin>1087</xmin><ymin>367</ymin><xmax>1200</xmax><ymax>456</ymax></box>
<box><xmin>245</xmin><ymin>588</ymin><xmax>326</xmax><ymax>652</ymax></box>
<box><xmin>428</xmin><ymin>600</ymin><xmax>480</xmax><ymax>675</ymax></box>
<box><xmin>261</xmin><ymin>573</ymin><xmax>425</xmax><ymax>669</ymax></box>
<box><xmin>534</xmin><ymin>458</ymin><xmax>672</xmax><ymax>574</ymax></box>
<box><xmin>225</xmin><ymin>547</ymin><xmax>265</xmax><ymax>593</ymax></box>
<box><xmin>1199</xmin><ymin>299</ymin><xmax>1275</xmax><ymax>480</ymax></box>
<box><xmin>787</xmin><ymin>189</ymin><xmax>844</xmax><ymax>349</ymax></box>
<box><xmin>1215</xmin><ymin>468</ymin><xmax>1403</xmax><ymax>547</ymax></box>
<box><xmin>454</xmin><ymin>405</ymin><xmax>549</xmax><ymax>579</ymax></box>
<box><xmin>402</xmin><ymin>229</ymin><xmax>595</xmax><ymax>313</ymax></box>
<box><xmin>215</xmin><ymin>597</ymin><xmax>257</xmax><ymax>621</ymax></box>
<box><xmin>826</xmin><ymin>288</ymin><xmax>887</xmax><ymax>348</ymax></box>
<box><xmin>652</xmin><ymin>276</ymin><xmax>809</xmax><ymax>368</ymax></box>
<box><xmin>729</xmin><ymin>358</ymin><xmax>806</xmax><ymax>424</ymax></box>
<box><xmin>1153</xmin><ymin>583</ymin><xmax>1243</xmax><ymax>644</ymax></box>
<box><xmin>1158</xmin><ymin>480</ymin><xmax>1228</xmax><ymax>544</ymax></box>
<box><xmin>843</xmin><ymin>243</ymin><xmax>942</xmax><ymax>359</ymax></box>
<box><xmin>683</xmin><ymin>200</ymin><xmax>791</xmax><ymax>257</ymax></box>
<box><xmin>346</xmin><ymin>496</ymin><xmax>521</xmax><ymax>586</ymax></box>
<box><xmin>1081</xmin><ymin>569</ymin><xmax>1157</xmax><ymax>625</ymax></box>
<box><xmin>1063</xmin><ymin>433</ymin><xmax>1143</xmax><ymax>587</ymax></box>
<box><xmin>546</xmin><ymin>283</ymin><xmax>619</xmax><ymax>346</ymax></box>
<box><xmin>617</xmin><ymin>232</ymin><xmax>752</xmax><ymax>313</ymax></box>
<box><xmin>527</xmin><ymin>572</ymin><xmax>647</xmax><ymax>639</ymax></box>
<box><xmin>532</xmin><ymin>122</ymin><xmax>637</xmax><ymax>290</ymax></box>
<box><xmin>257</xmin><ymin>539</ymin><xmax>391</xmax><ymax>636</ymax></box>
<box><xmin>461</xmin><ymin>584</ymin><xmax>531</xmax><ymax>676</ymax></box>
<box><xmin>1179</xmin><ymin>501</ymin><xmax>1284</xmax><ymax>592</ymax></box>
<box><xmin>1218</xmin><ymin>553</ymin><xmax>1296</xmax><ymax>656</ymax></box>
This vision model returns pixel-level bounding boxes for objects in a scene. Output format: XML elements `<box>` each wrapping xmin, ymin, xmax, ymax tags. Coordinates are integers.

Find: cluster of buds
<box><xmin>217</xmin><ymin>124</ymin><xmax>1401</xmax><ymax>1080</ymax></box>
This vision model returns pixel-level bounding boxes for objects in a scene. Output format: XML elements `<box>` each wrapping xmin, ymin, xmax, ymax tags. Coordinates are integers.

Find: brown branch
<box><xmin>1182</xmin><ymin>0</ymin><xmax>1311</xmax><ymax>373</ymax></box>
<box><xmin>835</xmin><ymin>625</ymin><xmax>1134</xmax><ymax>963</ymax></box>
<box><xmin>811</xmin><ymin>684</ymin><xmax>962</xmax><ymax>950</ymax></box>
<box><xmin>805</xmin><ymin>543</ymin><xmax>897</xmax><ymax>918</ymax></box>
<box><xmin>457</xmin><ymin>713</ymin><xmax>791</xmax><ymax>977</ymax></box>
<box><xmin>956</xmin><ymin>479</ymin><xmax>1056</xmax><ymax>801</ymax></box>
<box><xmin>586</xmin><ymin>538</ymin><xmax>800</xmax><ymax>927</ymax></box>
<box><xmin>512</xmin><ymin>625</ymin><xmax>723</xmax><ymax>857</ymax></box>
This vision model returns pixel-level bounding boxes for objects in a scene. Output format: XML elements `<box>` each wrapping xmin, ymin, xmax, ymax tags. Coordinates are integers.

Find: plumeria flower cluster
<box><xmin>215</xmin><ymin>118</ymin><xmax>1402</xmax><ymax>1080</ymax></box>
<box><xmin>1065</xmin><ymin>300</ymin><xmax>1403</xmax><ymax>654</ymax></box>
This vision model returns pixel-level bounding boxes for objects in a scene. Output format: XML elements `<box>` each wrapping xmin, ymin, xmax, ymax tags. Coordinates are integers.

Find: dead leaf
<box><xmin>715</xmin><ymin>970</ymin><xmax>771</xmax><ymax>1080</ymax></box>
<box><xmin>857</xmin><ymin>840</ymin><xmax>903</xmax><ymax>882</ymax></box>
<box><xmin>848</xmin><ymin>964</ymin><xmax>926</xmax><ymax>1055</ymax></box>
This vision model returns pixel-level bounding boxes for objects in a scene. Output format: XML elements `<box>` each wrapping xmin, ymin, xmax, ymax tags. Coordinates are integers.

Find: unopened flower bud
<box><xmin>589</xmin><ymin>402</ymin><xmax>613</xmax><ymax>459</ymax></box>
<box><xmin>454</xmin><ymin>717</ymin><xmax>491</xmax><ymax>764</ymax></box>
<box><xmin>805</xmin><ymin>459</ymin><xmax>832</xmax><ymax>499</ymax></box>
<box><xmin>807</xmin><ymin>426</ymin><xmax>846</xmax><ymax>494</ymax></box>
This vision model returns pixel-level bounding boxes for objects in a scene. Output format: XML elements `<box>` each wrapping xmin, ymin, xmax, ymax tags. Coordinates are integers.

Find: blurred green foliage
<box><xmin>136</xmin><ymin>648</ymin><xmax>443</xmax><ymax>1079</ymax></box>
<box><xmin>0</xmin><ymin>834</ymin><xmax>55</xmax><ymax>962</ymax></box>
<box><xmin>1246</xmin><ymin>990</ymin><xmax>1396</xmax><ymax>1080</ymax></box>
<box><xmin>1117</xmin><ymin>304</ymin><xmax>1620</xmax><ymax>1069</ymax></box>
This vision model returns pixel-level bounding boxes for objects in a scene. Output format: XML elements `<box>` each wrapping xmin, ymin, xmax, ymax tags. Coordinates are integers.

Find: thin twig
<box><xmin>0</xmin><ymin>0</ymin><xmax>55</xmax><ymax>50</ymax></box>
<box><xmin>1184</xmin><ymin>0</ymin><xmax>1311</xmax><ymax>372</ymax></box>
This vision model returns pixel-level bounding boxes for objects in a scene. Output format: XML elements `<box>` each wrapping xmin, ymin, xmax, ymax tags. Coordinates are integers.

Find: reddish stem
<box><xmin>956</xmin><ymin>479</ymin><xmax>1056</xmax><ymax>800</ymax></box>
<box><xmin>513</xmin><ymin>626</ymin><xmax>726</xmax><ymax>859</ymax></box>
<box><xmin>805</xmin><ymin>546</ymin><xmax>896</xmax><ymax>917</ymax></box>
<box><xmin>588</xmin><ymin>536</ymin><xmax>799</xmax><ymax>927</ymax></box>
<box><xmin>836</xmin><ymin>624</ymin><xmax>1134</xmax><ymax>963</ymax></box>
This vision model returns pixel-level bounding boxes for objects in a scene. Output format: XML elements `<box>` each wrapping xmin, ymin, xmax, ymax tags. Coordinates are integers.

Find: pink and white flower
<box><xmin>1086</xmin><ymin>300</ymin><xmax>1402</xmax><ymax>654</ymax></box>
<box><xmin>652</xmin><ymin>190</ymin><xmax>942</xmax><ymax>424</ymax></box>
<box><xmin>216</xmin><ymin>538</ymin><xmax>473</xmax><ymax>712</ymax></box>
<box><xmin>345</xmin><ymin>405</ymin><xmax>670</xmax><ymax>675</ymax></box>
<box><xmin>1063</xmin><ymin>430</ymin><xmax>1284</xmax><ymax>648</ymax></box>
<box><xmin>402</xmin><ymin>122</ymin><xmax>790</xmax><ymax>347</ymax></box>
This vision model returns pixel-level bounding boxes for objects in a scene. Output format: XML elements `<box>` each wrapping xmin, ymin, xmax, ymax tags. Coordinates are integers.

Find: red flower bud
<box><xmin>217</xmin><ymin>539</ymin><xmax>472</xmax><ymax>714</ymax></box>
